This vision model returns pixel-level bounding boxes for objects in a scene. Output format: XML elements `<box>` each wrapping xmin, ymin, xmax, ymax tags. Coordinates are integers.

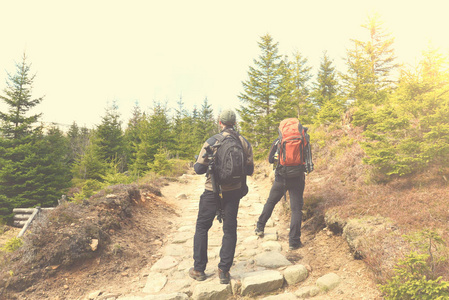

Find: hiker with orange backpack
<box><xmin>255</xmin><ymin>118</ymin><xmax>313</xmax><ymax>250</ymax></box>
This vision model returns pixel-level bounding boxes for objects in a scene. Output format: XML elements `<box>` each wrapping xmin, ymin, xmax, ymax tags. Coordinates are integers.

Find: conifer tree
<box><xmin>194</xmin><ymin>97</ymin><xmax>217</xmax><ymax>143</ymax></box>
<box><xmin>0</xmin><ymin>54</ymin><xmax>69</xmax><ymax>219</ymax></box>
<box><xmin>362</xmin><ymin>47</ymin><xmax>449</xmax><ymax>177</ymax></box>
<box><xmin>172</xmin><ymin>97</ymin><xmax>197</xmax><ymax>159</ymax></box>
<box><xmin>131</xmin><ymin>102</ymin><xmax>174</xmax><ymax>175</ymax></box>
<box><xmin>342</xmin><ymin>14</ymin><xmax>398</xmax><ymax>127</ymax></box>
<box><xmin>276</xmin><ymin>51</ymin><xmax>314</xmax><ymax>124</ymax></box>
<box><xmin>238</xmin><ymin>34</ymin><xmax>283</xmax><ymax>156</ymax></box>
<box><xmin>312</xmin><ymin>52</ymin><xmax>345</xmax><ymax>124</ymax></box>
<box><xmin>67</xmin><ymin>121</ymin><xmax>90</xmax><ymax>166</ymax></box>
<box><xmin>95</xmin><ymin>102</ymin><xmax>126</xmax><ymax>171</ymax></box>
<box><xmin>124</xmin><ymin>102</ymin><xmax>145</xmax><ymax>168</ymax></box>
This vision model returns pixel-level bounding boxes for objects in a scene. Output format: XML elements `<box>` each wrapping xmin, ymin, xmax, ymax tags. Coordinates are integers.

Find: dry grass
<box><xmin>296</xmin><ymin>124</ymin><xmax>449</xmax><ymax>283</ymax></box>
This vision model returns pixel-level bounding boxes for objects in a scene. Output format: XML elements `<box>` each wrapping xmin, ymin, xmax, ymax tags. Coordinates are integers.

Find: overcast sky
<box><xmin>1</xmin><ymin>0</ymin><xmax>449</xmax><ymax>129</ymax></box>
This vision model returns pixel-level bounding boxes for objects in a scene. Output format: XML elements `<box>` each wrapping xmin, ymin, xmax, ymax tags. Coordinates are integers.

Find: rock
<box><xmin>260</xmin><ymin>292</ymin><xmax>297</xmax><ymax>300</ymax></box>
<box><xmin>164</xmin><ymin>244</ymin><xmax>185</xmax><ymax>257</ymax></box>
<box><xmin>172</xmin><ymin>233</ymin><xmax>190</xmax><ymax>244</ymax></box>
<box><xmin>242</xmin><ymin>235</ymin><xmax>259</xmax><ymax>245</ymax></box>
<box><xmin>142</xmin><ymin>272</ymin><xmax>167</xmax><ymax>293</ymax></box>
<box><xmin>143</xmin><ymin>293</ymin><xmax>189</xmax><ymax>300</ymax></box>
<box><xmin>261</xmin><ymin>241</ymin><xmax>282</xmax><ymax>252</ymax></box>
<box><xmin>324</xmin><ymin>210</ymin><xmax>347</xmax><ymax>235</ymax></box>
<box><xmin>117</xmin><ymin>297</ymin><xmax>143</xmax><ymax>300</ymax></box>
<box><xmin>191</xmin><ymin>282</ymin><xmax>232</xmax><ymax>300</ymax></box>
<box><xmin>316</xmin><ymin>272</ymin><xmax>341</xmax><ymax>292</ymax></box>
<box><xmin>240</xmin><ymin>270</ymin><xmax>284</xmax><ymax>296</ymax></box>
<box><xmin>342</xmin><ymin>215</ymin><xmax>393</xmax><ymax>258</ymax></box>
<box><xmin>283</xmin><ymin>264</ymin><xmax>308</xmax><ymax>285</ymax></box>
<box><xmin>178</xmin><ymin>225</ymin><xmax>194</xmax><ymax>232</ymax></box>
<box><xmin>263</xmin><ymin>232</ymin><xmax>278</xmax><ymax>241</ymax></box>
<box><xmin>151</xmin><ymin>256</ymin><xmax>179</xmax><ymax>271</ymax></box>
<box><xmin>295</xmin><ymin>286</ymin><xmax>320</xmax><ymax>298</ymax></box>
<box><xmin>90</xmin><ymin>239</ymin><xmax>99</xmax><ymax>251</ymax></box>
<box><xmin>176</xmin><ymin>193</ymin><xmax>188</xmax><ymax>199</ymax></box>
<box><xmin>255</xmin><ymin>252</ymin><xmax>291</xmax><ymax>268</ymax></box>
<box><xmin>87</xmin><ymin>290</ymin><xmax>102</xmax><ymax>299</ymax></box>
<box><xmin>163</xmin><ymin>279</ymin><xmax>191</xmax><ymax>293</ymax></box>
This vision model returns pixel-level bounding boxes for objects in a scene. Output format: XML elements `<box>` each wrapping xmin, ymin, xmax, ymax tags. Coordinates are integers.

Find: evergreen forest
<box><xmin>1</xmin><ymin>14</ymin><xmax>448</xmax><ymax>224</ymax></box>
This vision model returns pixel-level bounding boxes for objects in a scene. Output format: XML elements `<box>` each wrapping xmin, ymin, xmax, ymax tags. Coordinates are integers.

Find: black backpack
<box><xmin>213</xmin><ymin>131</ymin><xmax>246</xmax><ymax>186</ymax></box>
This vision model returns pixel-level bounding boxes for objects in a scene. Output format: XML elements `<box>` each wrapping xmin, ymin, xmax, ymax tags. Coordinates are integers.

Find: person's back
<box><xmin>190</xmin><ymin>109</ymin><xmax>254</xmax><ymax>284</ymax></box>
<box><xmin>255</xmin><ymin>118</ymin><xmax>309</xmax><ymax>250</ymax></box>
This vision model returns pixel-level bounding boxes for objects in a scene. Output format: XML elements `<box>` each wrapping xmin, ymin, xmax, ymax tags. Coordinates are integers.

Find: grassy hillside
<box><xmin>302</xmin><ymin>123</ymin><xmax>449</xmax><ymax>284</ymax></box>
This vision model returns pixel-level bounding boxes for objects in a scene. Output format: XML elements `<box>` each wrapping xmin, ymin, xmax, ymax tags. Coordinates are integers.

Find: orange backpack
<box><xmin>277</xmin><ymin>118</ymin><xmax>313</xmax><ymax>177</ymax></box>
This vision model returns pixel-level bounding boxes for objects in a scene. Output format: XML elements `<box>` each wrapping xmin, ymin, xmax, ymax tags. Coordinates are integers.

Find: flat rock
<box><xmin>261</xmin><ymin>241</ymin><xmax>282</xmax><ymax>252</ymax></box>
<box><xmin>143</xmin><ymin>272</ymin><xmax>167</xmax><ymax>293</ymax></box>
<box><xmin>263</xmin><ymin>232</ymin><xmax>278</xmax><ymax>241</ymax></box>
<box><xmin>316</xmin><ymin>272</ymin><xmax>341</xmax><ymax>292</ymax></box>
<box><xmin>151</xmin><ymin>256</ymin><xmax>179</xmax><ymax>271</ymax></box>
<box><xmin>164</xmin><ymin>244</ymin><xmax>185</xmax><ymax>256</ymax></box>
<box><xmin>283</xmin><ymin>264</ymin><xmax>308</xmax><ymax>285</ymax></box>
<box><xmin>295</xmin><ymin>286</ymin><xmax>320</xmax><ymax>298</ymax></box>
<box><xmin>255</xmin><ymin>251</ymin><xmax>291</xmax><ymax>268</ymax></box>
<box><xmin>240</xmin><ymin>270</ymin><xmax>284</xmax><ymax>296</ymax></box>
<box><xmin>191</xmin><ymin>282</ymin><xmax>232</xmax><ymax>300</ymax></box>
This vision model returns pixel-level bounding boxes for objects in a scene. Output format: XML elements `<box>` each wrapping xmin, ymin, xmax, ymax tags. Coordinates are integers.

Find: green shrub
<box><xmin>1</xmin><ymin>237</ymin><xmax>23</xmax><ymax>252</ymax></box>
<box><xmin>380</xmin><ymin>230</ymin><xmax>449</xmax><ymax>299</ymax></box>
<box><xmin>380</xmin><ymin>251</ymin><xmax>449</xmax><ymax>299</ymax></box>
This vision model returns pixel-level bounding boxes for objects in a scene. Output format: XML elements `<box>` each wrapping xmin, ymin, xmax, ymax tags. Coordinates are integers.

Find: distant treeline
<box><xmin>1</xmin><ymin>14</ymin><xmax>448</xmax><ymax>221</ymax></box>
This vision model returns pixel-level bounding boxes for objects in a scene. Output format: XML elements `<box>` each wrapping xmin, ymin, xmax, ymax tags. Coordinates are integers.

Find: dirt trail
<box><xmin>2</xmin><ymin>172</ymin><xmax>383</xmax><ymax>299</ymax></box>
<box><xmin>133</xmin><ymin>172</ymin><xmax>383</xmax><ymax>299</ymax></box>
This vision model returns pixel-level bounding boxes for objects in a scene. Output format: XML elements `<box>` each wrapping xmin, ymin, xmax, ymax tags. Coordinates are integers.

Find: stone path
<box><xmin>86</xmin><ymin>173</ymin><xmax>379</xmax><ymax>300</ymax></box>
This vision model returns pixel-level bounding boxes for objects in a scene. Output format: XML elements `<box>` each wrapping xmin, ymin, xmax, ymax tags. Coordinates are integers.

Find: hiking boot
<box><xmin>255</xmin><ymin>228</ymin><xmax>264</xmax><ymax>237</ymax></box>
<box><xmin>289</xmin><ymin>241</ymin><xmax>304</xmax><ymax>251</ymax></box>
<box><xmin>189</xmin><ymin>268</ymin><xmax>206</xmax><ymax>281</ymax></box>
<box><xmin>218</xmin><ymin>268</ymin><xmax>230</xmax><ymax>284</ymax></box>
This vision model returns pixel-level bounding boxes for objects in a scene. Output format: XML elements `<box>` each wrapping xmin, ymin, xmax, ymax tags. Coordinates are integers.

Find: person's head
<box><xmin>219</xmin><ymin>109</ymin><xmax>236</xmax><ymax>128</ymax></box>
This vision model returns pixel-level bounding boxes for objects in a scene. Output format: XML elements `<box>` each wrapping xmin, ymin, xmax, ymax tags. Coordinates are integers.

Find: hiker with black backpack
<box><xmin>189</xmin><ymin>109</ymin><xmax>254</xmax><ymax>284</ymax></box>
<box><xmin>255</xmin><ymin>118</ymin><xmax>313</xmax><ymax>250</ymax></box>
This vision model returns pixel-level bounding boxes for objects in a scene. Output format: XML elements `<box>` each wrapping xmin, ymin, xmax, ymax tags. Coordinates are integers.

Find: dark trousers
<box><xmin>193</xmin><ymin>189</ymin><xmax>241</xmax><ymax>272</ymax></box>
<box><xmin>257</xmin><ymin>174</ymin><xmax>305</xmax><ymax>246</ymax></box>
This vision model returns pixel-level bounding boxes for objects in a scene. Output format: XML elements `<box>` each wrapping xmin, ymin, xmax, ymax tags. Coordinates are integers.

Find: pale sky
<box><xmin>1</xmin><ymin>0</ymin><xmax>448</xmax><ymax>129</ymax></box>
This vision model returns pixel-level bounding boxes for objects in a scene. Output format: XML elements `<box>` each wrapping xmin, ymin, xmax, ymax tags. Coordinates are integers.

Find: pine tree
<box><xmin>276</xmin><ymin>51</ymin><xmax>314</xmax><ymax>124</ymax></box>
<box><xmin>194</xmin><ymin>97</ymin><xmax>217</xmax><ymax>143</ymax></box>
<box><xmin>362</xmin><ymin>47</ymin><xmax>449</xmax><ymax>178</ymax></box>
<box><xmin>342</xmin><ymin>14</ymin><xmax>399</xmax><ymax>128</ymax></box>
<box><xmin>67</xmin><ymin>121</ymin><xmax>90</xmax><ymax>167</ymax></box>
<box><xmin>124</xmin><ymin>102</ymin><xmax>145</xmax><ymax>168</ymax></box>
<box><xmin>95</xmin><ymin>102</ymin><xmax>126</xmax><ymax>171</ymax></box>
<box><xmin>172</xmin><ymin>97</ymin><xmax>197</xmax><ymax>159</ymax></box>
<box><xmin>131</xmin><ymin>102</ymin><xmax>174</xmax><ymax>176</ymax></box>
<box><xmin>342</xmin><ymin>13</ymin><xmax>398</xmax><ymax>107</ymax></box>
<box><xmin>312</xmin><ymin>52</ymin><xmax>345</xmax><ymax>124</ymax></box>
<box><xmin>0</xmin><ymin>54</ymin><xmax>69</xmax><ymax>220</ymax></box>
<box><xmin>238</xmin><ymin>34</ymin><xmax>283</xmax><ymax>156</ymax></box>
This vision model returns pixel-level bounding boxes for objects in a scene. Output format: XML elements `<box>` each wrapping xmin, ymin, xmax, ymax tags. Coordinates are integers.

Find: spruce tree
<box><xmin>342</xmin><ymin>13</ymin><xmax>398</xmax><ymax>107</ymax></box>
<box><xmin>362</xmin><ymin>47</ymin><xmax>449</xmax><ymax>178</ymax></box>
<box><xmin>67</xmin><ymin>121</ymin><xmax>90</xmax><ymax>167</ymax></box>
<box><xmin>172</xmin><ymin>97</ymin><xmax>197</xmax><ymax>159</ymax></box>
<box><xmin>238</xmin><ymin>34</ymin><xmax>283</xmax><ymax>156</ymax></box>
<box><xmin>312</xmin><ymin>52</ymin><xmax>345</xmax><ymax>124</ymax></box>
<box><xmin>0</xmin><ymin>54</ymin><xmax>69</xmax><ymax>220</ymax></box>
<box><xmin>124</xmin><ymin>102</ymin><xmax>145</xmax><ymax>168</ymax></box>
<box><xmin>276</xmin><ymin>51</ymin><xmax>314</xmax><ymax>124</ymax></box>
<box><xmin>95</xmin><ymin>102</ymin><xmax>126</xmax><ymax>171</ymax></box>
